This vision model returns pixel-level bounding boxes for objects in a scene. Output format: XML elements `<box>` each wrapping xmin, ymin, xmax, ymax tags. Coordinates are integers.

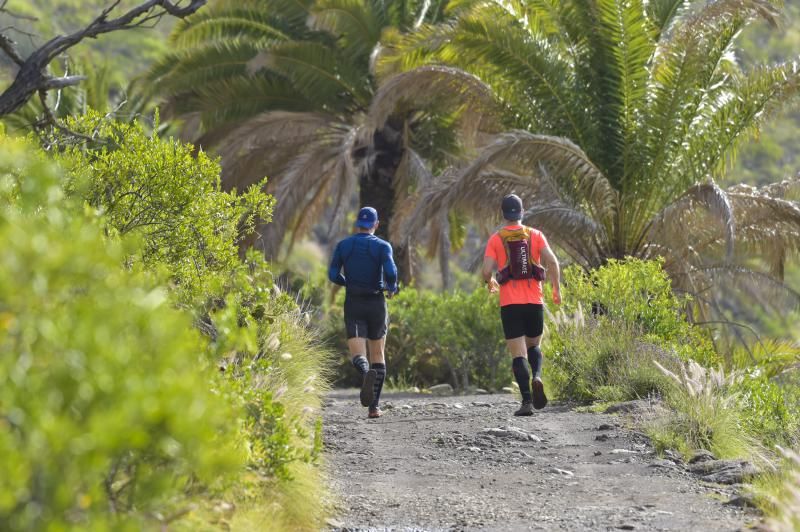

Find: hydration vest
<box><xmin>496</xmin><ymin>226</ymin><xmax>546</xmax><ymax>284</ymax></box>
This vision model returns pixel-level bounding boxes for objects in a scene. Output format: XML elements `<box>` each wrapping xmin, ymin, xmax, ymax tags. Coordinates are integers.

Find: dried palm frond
<box><xmin>214</xmin><ymin>111</ymin><xmax>341</xmax><ymax>191</ymax></box>
<box><xmin>645</xmin><ymin>180</ymin><xmax>736</xmax><ymax>261</ymax></box>
<box><xmin>367</xmin><ymin>65</ymin><xmax>500</xmax><ymax>146</ymax></box>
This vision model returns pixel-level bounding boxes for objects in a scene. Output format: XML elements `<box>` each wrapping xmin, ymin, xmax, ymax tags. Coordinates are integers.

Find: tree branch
<box><xmin>0</xmin><ymin>0</ymin><xmax>206</xmax><ymax>117</ymax></box>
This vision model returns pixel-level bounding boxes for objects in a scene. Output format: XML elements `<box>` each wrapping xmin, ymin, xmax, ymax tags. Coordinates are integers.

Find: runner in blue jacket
<box><xmin>329</xmin><ymin>206</ymin><xmax>398</xmax><ymax>418</ymax></box>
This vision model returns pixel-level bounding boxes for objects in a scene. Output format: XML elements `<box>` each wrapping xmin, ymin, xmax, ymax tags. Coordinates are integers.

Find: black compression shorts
<box><xmin>344</xmin><ymin>293</ymin><xmax>388</xmax><ymax>340</ymax></box>
<box><xmin>500</xmin><ymin>304</ymin><xmax>544</xmax><ymax>340</ymax></box>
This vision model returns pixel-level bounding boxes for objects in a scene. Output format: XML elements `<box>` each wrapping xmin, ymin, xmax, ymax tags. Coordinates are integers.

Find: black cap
<box><xmin>501</xmin><ymin>194</ymin><xmax>523</xmax><ymax>221</ymax></box>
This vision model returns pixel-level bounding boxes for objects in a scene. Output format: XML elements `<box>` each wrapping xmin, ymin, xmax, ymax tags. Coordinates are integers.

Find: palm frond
<box><xmin>148</xmin><ymin>39</ymin><xmax>274</xmax><ymax>101</ymax></box>
<box><xmin>685</xmin><ymin>61</ymin><xmax>800</xmax><ymax>182</ymax></box>
<box><xmin>633</xmin><ymin>1</ymin><xmax>783</xmax><ymax>232</ymax></box>
<box><xmin>213</xmin><ymin>111</ymin><xmax>340</xmax><ymax>191</ymax></box>
<box><xmin>593</xmin><ymin>0</ymin><xmax>654</xmax><ymax>182</ymax></box>
<box><xmin>452</xmin><ymin>131</ymin><xmax>617</xmax><ymax>227</ymax></box>
<box><xmin>169</xmin><ymin>7</ymin><xmax>297</xmax><ymax>46</ymax></box>
<box><xmin>309</xmin><ymin>0</ymin><xmax>384</xmax><ymax>59</ymax></box>
<box><xmin>367</xmin><ymin>65</ymin><xmax>499</xmax><ymax>144</ymax></box>
<box><xmin>258</xmin><ymin>129</ymin><xmax>358</xmax><ymax>256</ymax></box>
<box><xmin>172</xmin><ymin>76</ymin><xmax>316</xmax><ymax>131</ymax></box>
<box><xmin>248</xmin><ymin>40</ymin><xmax>371</xmax><ymax>111</ymax></box>
<box><xmin>645</xmin><ymin>0</ymin><xmax>690</xmax><ymax>36</ymax></box>
<box><xmin>445</xmin><ymin>5</ymin><xmax>596</xmax><ymax>146</ymax></box>
<box><xmin>645</xmin><ymin>180</ymin><xmax>736</xmax><ymax>261</ymax></box>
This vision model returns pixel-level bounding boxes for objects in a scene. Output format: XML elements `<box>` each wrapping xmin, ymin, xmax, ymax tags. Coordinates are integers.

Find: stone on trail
<box><xmin>648</xmin><ymin>459</ymin><xmax>680</xmax><ymax>470</ymax></box>
<box><xmin>481</xmin><ymin>426</ymin><xmax>542</xmax><ymax>442</ymax></box>
<box><xmin>610</xmin><ymin>449</ymin><xmax>640</xmax><ymax>455</ymax></box>
<box><xmin>688</xmin><ymin>460</ymin><xmax>759</xmax><ymax>484</ymax></box>
<box><xmin>604</xmin><ymin>399</ymin><xmax>660</xmax><ymax>414</ymax></box>
<box><xmin>428</xmin><ymin>383</ymin><xmax>454</xmax><ymax>396</ymax></box>
<box><xmin>548</xmin><ymin>467</ymin><xmax>575</xmax><ymax>477</ymax></box>
<box><xmin>688</xmin><ymin>449</ymin><xmax>716</xmax><ymax>464</ymax></box>
<box><xmin>475</xmin><ymin>388</ymin><xmax>489</xmax><ymax>395</ymax></box>
<box><xmin>501</xmin><ymin>387</ymin><xmax>515</xmax><ymax>393</ymax></box>
<box><xmin>471</xmin><ymin>401</ymin><xmax>492</xmax><ymax>407</ymax></box>
<box><xmin>725</xmin><ymin>493</ymin><xmax>757</xmax><ymax>508</ymax></box>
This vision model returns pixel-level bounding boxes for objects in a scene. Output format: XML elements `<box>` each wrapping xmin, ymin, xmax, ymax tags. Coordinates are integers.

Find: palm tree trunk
<box><xmin>359</xmin><ymin>121</ymin><xmax>412</xmax><ymax>285</ymax></box>
<box><xmin>439</xmin><ymin>213</ymin><xmax>452</xmax><ymax>291</ymax></box>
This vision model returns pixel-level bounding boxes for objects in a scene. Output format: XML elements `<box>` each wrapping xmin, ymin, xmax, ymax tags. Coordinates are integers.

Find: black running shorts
<box><xmin>500</xmin><ymin>304</ymin><xmax>544</xmax><ymax>340</ymax></box>
<box><xmin>344</xmin><ymin>293</ymin><xmax>388</xmax><ymax>340</ymax></box>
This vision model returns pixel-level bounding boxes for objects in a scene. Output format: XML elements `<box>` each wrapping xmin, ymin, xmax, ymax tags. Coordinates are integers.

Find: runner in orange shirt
<box><xmin>482</xmin><ymin>194</ymin><xmax>561</xmax><ymax>416</ymax></box>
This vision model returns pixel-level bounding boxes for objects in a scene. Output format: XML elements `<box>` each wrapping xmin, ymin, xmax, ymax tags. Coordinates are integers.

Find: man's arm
<box><xmin>540</xmin><ymin>246</ymin><xmax>561</xmax><ymax>304</ymax></box>
<box><xmin>483</xmin><ymin>236</ymin><xmax>500</xmax><ymax>293</ymax></box>
<box><xmin>328</xmin><ymin>243</ymin><xmax>346</xmax><ymax>286</ymax></box>
<box><xmin>382</xmin><ymin>243</ymin><xmax>399</xmax><ymax>294</ymax></box>
<box><xmin>482</xmin><ymin>256</ymin><xmax>497</xmax><ymax>283</ymax></box>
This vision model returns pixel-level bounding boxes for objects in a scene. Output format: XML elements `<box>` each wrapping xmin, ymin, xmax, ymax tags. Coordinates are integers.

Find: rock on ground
<box><xmin>323</xmin><ymin>391</ymin><xmax>758</xmax><ymax>531</ymax></box>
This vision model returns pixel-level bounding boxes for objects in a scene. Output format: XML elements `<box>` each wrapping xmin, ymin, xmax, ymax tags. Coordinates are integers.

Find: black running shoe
<box><xmin>532</xmin><ymin>378</ymin><xmax>548</xmax><ymax>410</ymax></box>
<box><xmin>360</xmin><ymin>369</ymin><xmax>377</xmax><ymax>407</ymax></box>
<box><xmin>514</xmin><ymin>401</ymin><xmax>534</xmax><ymax>416</ymax></box>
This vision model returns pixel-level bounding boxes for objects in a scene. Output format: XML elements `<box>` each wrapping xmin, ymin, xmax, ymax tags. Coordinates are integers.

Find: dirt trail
<box><xmin>323</xmin><ymin>390</ymin><xmax>757</xmax><ymax>531</ymax></box>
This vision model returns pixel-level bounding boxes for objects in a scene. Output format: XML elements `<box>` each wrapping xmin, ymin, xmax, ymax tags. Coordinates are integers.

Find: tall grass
<box><xmin>762</xmin><ymin>449</ymin><xmax>800</xmax><ymax>532</ymax></box>
<box><xmin>546</xmin><ymin>305</ymin><xmax>675</xmax><ymax>403</ymax></box>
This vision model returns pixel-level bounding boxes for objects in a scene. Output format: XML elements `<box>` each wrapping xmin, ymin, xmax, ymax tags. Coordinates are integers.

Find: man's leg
<box><xmin>507</xmin><ymin>336</ymin><xmax>533</xmax><ymax>415</ymax></box>
<box><xmin>348</xmin><ymin>337</ymin><xmax>370</xmax><ymax>375</ymax></box>
<box><xmin>525</xmin><ymin>304</ymin><xmax>547</xmax><ymax>410</ymax></box>
<box><xmin>345</xmin><ymin>315</ymin><xmax>376</xmax><ymax>408</ymax></box>
<box><xmin>525</xmin><ymin>335</ymin><xmax>543</xmax><ymax>379</ymax></box>
<box><xmin>501</xmin><ymin>305</ymin><xmax>534</xmax><ymax>416</ymax></box>
<box><xmin>526</xmin><ymin>337</ymin><xmax>547</xmax><ymax>409</ymax></box>
<box><xmin>367</xmin><ymin>337</ymin><xmax>387</xmax><ymax>415</ymax></box>
<box><xmin>365</xmin><ymin>297</ymin><xmax>388</xmax><ymax>418</ymax></box>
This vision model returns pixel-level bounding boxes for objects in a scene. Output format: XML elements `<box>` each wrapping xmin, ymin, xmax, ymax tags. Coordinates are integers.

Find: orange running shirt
<box><xmin>484</xmin><ymin>225</ymin><xmax>549</xmax><ymax>306</ymax></box>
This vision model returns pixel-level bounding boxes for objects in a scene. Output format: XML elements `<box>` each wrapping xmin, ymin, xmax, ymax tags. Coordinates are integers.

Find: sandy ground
<box><xmin>323</xmin><ymin>390</ymin><xmax>758</xmax><ymax>531</ymax></box>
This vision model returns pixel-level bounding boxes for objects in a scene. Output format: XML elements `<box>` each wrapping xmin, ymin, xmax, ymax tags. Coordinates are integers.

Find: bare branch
<box><xmin>0</xmin><ymin>33</ymin><xmax>23</xmax><ymax>65</ymax></box>
<box><xmin>0</xmin><ymin>0</ymin><xmax>207</xmax><ymax>117</ymax></box>
<box><xmin>0</xmin><ymin>1</ymin><xmax>39</xmax><ymax>22</ymax></box>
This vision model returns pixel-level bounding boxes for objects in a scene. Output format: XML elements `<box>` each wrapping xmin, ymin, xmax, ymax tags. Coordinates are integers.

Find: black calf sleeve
<box><xmin>352</xmin><ymin>355</ymin><xmax>369</xmax><ymax>376</ymax></box>
<box><xmin>512</xmin><ymin>357</ymin><xmax>532</xmax><ymax>402</ymax></box>
<box><xmin>370</xmin><ymin>362</ymin><xmax>386</xmax><ymax>409</ymax></box>
<box><xmin>527</xmin><ymin>345</ymin><xmax>543</xmax><ymax>379</ymax></box>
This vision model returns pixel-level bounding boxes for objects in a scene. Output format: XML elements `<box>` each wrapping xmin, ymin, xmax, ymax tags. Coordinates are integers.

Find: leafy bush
<box><xmin>1</xmin><ymin>125</ymin><xmax>333</xmax><ymax>530</ymax></box>
<box><xmin>735</xmin><ymin>373</ymin><xmax>800</xmax><ymax>449</ymax></box>
<box><xmin>546</xmin><ymin>307</ymin><xmax>675</xmax><ymax>403</ymax></box>
<box><xmin>55</xmin><ymin>111</ymin><xmax>274</xmax><ymax>303</ymax></box>
<box><xmin>0</xmin><ymin>136</ymin><xmax>242</xmax><ymax>529</ymax></box>
<box><xmin>561</xmin><ymin>258</ymin><xmax>719</xmax><ymax>366</ymax></box>
<box><xmin>327</xmin><ymin>287</ymin><xmax>507</xmax><ymax>391</ymax></box>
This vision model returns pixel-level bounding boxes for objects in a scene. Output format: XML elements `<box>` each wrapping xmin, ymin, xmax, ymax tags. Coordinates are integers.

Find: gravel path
<box><xmin>323</xmin><ymin>390</ymin><xmax>758</xmax><ymax>531</ymax></box>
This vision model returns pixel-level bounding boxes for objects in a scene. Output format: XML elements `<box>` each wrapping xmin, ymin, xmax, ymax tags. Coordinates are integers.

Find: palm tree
<box><xmin>148</xmin><ymin>0</ymin><xmax>496</xmax><ymax>283</ymax></box>
<box><xmin>389</xmin><ymin>0</ymin><xmax>800</xmax><ymax>319</ymax></box>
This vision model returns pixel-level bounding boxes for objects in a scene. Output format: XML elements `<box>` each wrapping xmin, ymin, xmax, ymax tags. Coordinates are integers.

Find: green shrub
<box><xmin>562</xmin><ymin>258</ymin><xmax>719</xmax><ymax>366</ymax></box>
<box><xmin>2</xmin><ymin>125</ymin><xmax>332</xmax><ymax>530</ymax></box>
<box><xmin>546</xmin><ymin>308</ymin><xmax>675</xmax><ymax>402</ymax></box>
<box><xmin>326</xmin><ymin>287</ymin><xmax>507</xmax><ymax>391</ymax></box>
<box><xmin>55</xmin><ymin>111</ymin><xmax>274</xmax><ymax>303</ymax></box>
<box><xmin>0</xmin><ymin>137</ymin><xmax>243</xmax><ymax>530</ymax></box>
<box><xmin>735</xmin><ymin>373</ymin><xmax>800</xmax><ymax>449</ymax></box>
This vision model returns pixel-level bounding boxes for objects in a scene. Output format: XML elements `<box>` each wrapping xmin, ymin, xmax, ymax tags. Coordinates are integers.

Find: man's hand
<box><xmin>487</xmin><ymin>277</ymin><xmax>500</xmax><ymax>294</ymax></box>
<box><xmin>552</xmin><ymin>286</ymin><xmax>561</xmax><ymax>305</ymax></box>
<box><xmin>385</xmin><ymin>287</ymin><xmax>398</xmax><ymax>299</ymax></box>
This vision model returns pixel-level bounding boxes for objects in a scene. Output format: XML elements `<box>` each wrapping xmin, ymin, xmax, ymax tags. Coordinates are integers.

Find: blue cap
<box><xmin>355</xmin><ymin>206</ymin><xmax>378</xmax><ymax>229</ymax></box>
